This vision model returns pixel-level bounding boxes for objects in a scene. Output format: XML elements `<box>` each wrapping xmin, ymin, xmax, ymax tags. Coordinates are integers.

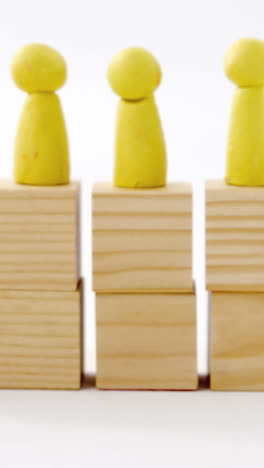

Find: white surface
<box><xmin>0</xmin><ymin>0</ymin><xmax>264</xmax><ymax>466</ymax></box>
<box><xmin>2</xmin><ymin>383</ymin><xmax>264</xmax><ymax>468</ymax></box>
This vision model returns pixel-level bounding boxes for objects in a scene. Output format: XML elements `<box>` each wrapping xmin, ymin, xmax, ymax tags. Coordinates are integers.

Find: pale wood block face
<box><xmin>211</xmin><ymin>291</ymin><xmax>264</xmax><ymax>390</ymax></box>
<box><xmin>0</xmin><ymin>180</ymin><xmax>80</xmax><ymax>291</ymax></box>
<box><xmin>96</xmin><ymin>293</ymin><xmax>197</xmax><ymax>389</ymax></box>
<box><xmin>92</xmin><ymin>183</ymin><xmax>193</xmax><ymax>292</ymax></box>
<box><xmin>0</xmin><ymin>281</ymin><xmax>82</xmax><ymax>389</ymax></box>
<box><xmin>206</xmin><ymin>180</ymin><xmax>264</xmax><ymax>291</ymax></box>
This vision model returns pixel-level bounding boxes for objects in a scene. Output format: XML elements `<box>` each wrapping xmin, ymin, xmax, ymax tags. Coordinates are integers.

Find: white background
<box><xmin>1</xmin><ymin>0</ymin><xmax>264</xmax><ymax>466</ymax></box>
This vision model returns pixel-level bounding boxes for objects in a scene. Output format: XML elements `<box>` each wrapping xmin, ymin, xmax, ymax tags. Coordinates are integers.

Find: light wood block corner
<box><xmin>96</xmin><ymin>291</ymin><xmax>197</xmax><ymax>390</ymax></box>
<box><xmin>0</xmin><ymin>180</ymin><xmax>80</xmax><ymax>291</ymax></box>
<box><xmin>0</xmin><ymin>279</ymin><xmax>83</xmax><ymax>389</ymax></box>
<box><xmin>206</xmin><ymin>179</ymin><xmax>264</xmax><ymax>291</ymax></box>
<box><xmin>210</xmin><ymin>291</ymin><xmax>264</xmax><ymax>390</ymax></box>
<box><xmin>92</xmin><ymin>182</ymin><xmax>193</xmax><ymax>293</ymax></box>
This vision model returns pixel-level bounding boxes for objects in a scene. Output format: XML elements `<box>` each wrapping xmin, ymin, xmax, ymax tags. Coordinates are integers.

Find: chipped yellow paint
<box><xmin>12</xmin><ymin>44</ymin><xmax>69</xmax><ymax>185</ymax></box>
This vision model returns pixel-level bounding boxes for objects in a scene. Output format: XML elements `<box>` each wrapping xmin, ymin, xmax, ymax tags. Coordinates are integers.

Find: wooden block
<box><xmin>96</xmin><ymin>292</ymin><xmax>197</xmax><ymax>390</ymax></box>
<box><xmin>206</xmin><ymin>180</ymin><xmax>264</xmax><ymax>291</ymax></box>
<box><xmin>0</xmin><ymin>280</ymin><xmax>83</xmax><ymax>389</ymax></box>
<box><xmin>92</xmin><ymin>182</ymin><xmax>193</xmax><ymax>292</ymax></box>
<box><xmin>210</xmin><ymin>291</ymin><xmax>264</xmax><ymax>390</ymax></box>
<box><xmin>0</xmin><ymin>180</ymin><xmax>80</xmax><ymax>291</ymax></box>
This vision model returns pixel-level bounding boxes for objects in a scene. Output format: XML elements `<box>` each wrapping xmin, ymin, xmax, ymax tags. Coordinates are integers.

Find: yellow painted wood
<box><xmin>14</xmin><ymin>93</ymin><xmax>69</xmax><ymax>185</ymax></box>
<box><xmin>225</xmin><ymin>38</ymin><xmax>264</xmax><ymax>186</ymax></box>
<box><xmin>0</xmin><ymin>180</ymin><xmax>80</xmax><ymax>291</ymax></box>
<box><xmin>107</xmin><ymin>47</ymin><xmax>166</xmax><ymax>188</ymax></box>
<box><xmin>11</xmin><ymin>43</ymin><xmax>66</xmax><ymax>93</ymax></box>
<box><xmin>107</xmin><ymin>47</ymin><xmax>161</xmax><ymax>101</ymax></box>
<box><xmin>0</xmin><ymin>281</ymin><xmax>82</xmax><ymax>389</ymax></box>
<box><xmin>206</xmin><ymin>180</ymin><xmax>264</xmax><ymax>291</ymax></box>
<box><xmin>210</xmin><ymin>291</ymin><xmax>264</xmax><ymax>390</ymax></box>
<box><xmin>11</xmin><ymin>44</ymin><xmax>69</xmax><ymax>185</ymax></box>
<box><xmin>113</xmin><ymin>96</ymin><xmax>166</xmax><ymax>188</ymax></box>
<box><xmin>92</xmin><ymin>182</ymin><xmax>193</xmax><ymax>292</ymax></box>
<box><xmin>96</xmin><ymin>292</ymin><xmax>197</xmax><ymax>390</ymax></box>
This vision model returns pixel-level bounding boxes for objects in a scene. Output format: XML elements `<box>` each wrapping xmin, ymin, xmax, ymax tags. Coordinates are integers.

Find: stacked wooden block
<box><xmin>92</xmin><ymin>182</ymin><xmax>197</xmax><ymax>390</ymax></box>
<box><xmin>206</xmin><ymin>180</ymin><xmax>264</xmax><ymax>390</ymax></box>
<box><xmin>0</xmin><ymin>180</ymin><xmax>82</xmax><ymax>389</ymax></box>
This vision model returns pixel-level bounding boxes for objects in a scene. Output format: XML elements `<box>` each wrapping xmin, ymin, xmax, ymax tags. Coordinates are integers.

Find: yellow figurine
<box><xmin>225</xmin><ymin>38</ymin><xmax>264</xmax><ymax>186</ymax></box>
<box><xmin>11</xmin><ymin>44</ymin><xmax>70</xmax><ymax>185</ymax></box>
<box><xmin>107</xmin><ymin>47</ymin><xmax>167</xmax><ymax>188</ymax></box>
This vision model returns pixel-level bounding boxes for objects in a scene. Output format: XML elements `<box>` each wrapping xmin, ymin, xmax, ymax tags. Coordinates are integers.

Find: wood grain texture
<box><xmin>92</xmin><ymin>183</ymin><xmax>193</xmax><ymax>292</ymax></box>
<box><xmin>0</xmin><ymin>180</ymin><xmax>80</xmax><ymax>291</ymax></box>
<box><xmin>0</xmin><ymin>280</ymin><xmax>83</xmax><ymax>389</ymax></box>
<box><xmin>96</xmin><ymin>292</ymin><xmax>197</xmax><ymax>390</ymax></box>
<box><xmin>206</xmin><ymin>180</ymin><xmax>264</xmax><ymax>291</ymax></box>
<box><xmin>210</xmin><ymin>291</ymin><xmax>264</xmax><ymax>390</ymax></box>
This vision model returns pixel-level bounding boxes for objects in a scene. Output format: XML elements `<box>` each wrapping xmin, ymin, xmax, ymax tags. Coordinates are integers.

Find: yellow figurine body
<box><xmin>11</xmin><ymin>44</ymin><xmax>70</xmax><ymax>185</ymax></box>
<box><xmin>225</xmin><ymin>38</ymin><xmax>264</xmax><ymax>186</ymax></box>
<box><xmin>107</xmin><ymin>47</ymin><xmax>167</xmax><ymax>188</ymax></box>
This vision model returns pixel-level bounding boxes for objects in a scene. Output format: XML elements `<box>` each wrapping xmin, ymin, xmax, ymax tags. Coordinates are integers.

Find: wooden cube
<box><xmin>206</xmin><ymin>180</ymin><xmax>264</xmax><ymax>291</ymax></box>
<box><xmin>210</xmin><ymin>291</ymin><xmax>264</xmax><ymax>390</ymax></box>
<box><xmin>0</xmin><ymin>280</ymin><xmax>83</xmax><ymax>389</ymax></box>
<box><xmin>0</xmin><ymin>180</ymin><xmax>80</xmax><ymax>291</ymax></box>
<box><xmin>96</xmin><ymin>292</ymin><xmax>197</xmax><ymax>390</ymax></box>
<box><xmin>92</xmin><ymin>182</ymin><xmax>193</xmax><ymax>293</ymax></box>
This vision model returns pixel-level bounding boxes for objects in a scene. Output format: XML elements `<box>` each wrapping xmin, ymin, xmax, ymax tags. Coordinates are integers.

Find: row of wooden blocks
<box><xmin>94</xmin><ymin>180</ymin><xmax>264</xmax><ymax>390</ymax></box>
<box><xmin>0</xmin><ymin>179</ymin><xmax>264</xmax><ymax>390</ymax></box>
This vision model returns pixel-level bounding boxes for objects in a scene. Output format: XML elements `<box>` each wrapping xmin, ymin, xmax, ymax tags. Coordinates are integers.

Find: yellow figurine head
<box><xmin>225</xmin><ymin>38</ymin><xmax>264</xmax><ymax>87</ymax></box>
<box><xmin>107</xmin><ymin>47</ymin><xmax>161</xmax><ymax>100</ymax></box>
<box><xmin>11</xmin><ymin>43</ymin><xmax>67</xmax><ymax>93</ymax></box>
